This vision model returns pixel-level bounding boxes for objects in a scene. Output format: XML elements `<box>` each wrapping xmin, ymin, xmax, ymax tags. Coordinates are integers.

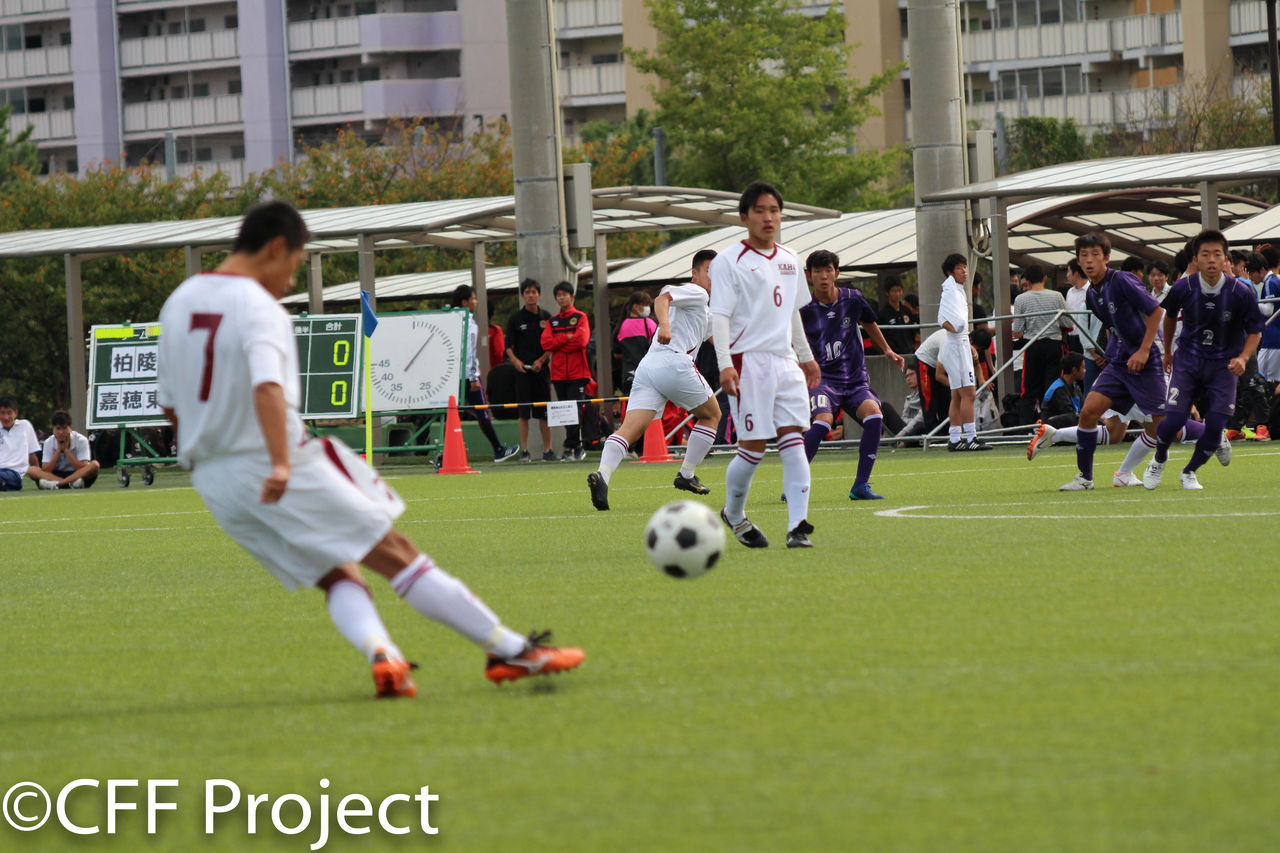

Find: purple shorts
<box><xmin>1165</xmin><ymin>351</ymin><xmax>1238</xmax><ymax>417</ymax></box>
<box><xmin>1090</xmin><ymin>359</ymin><xmax>1167</xmax><ymax>416</ymax></box>
<box><xmin>810</xmin><ymin>381</ymin><xmax>880</xmax><ymax>422</ymax></box>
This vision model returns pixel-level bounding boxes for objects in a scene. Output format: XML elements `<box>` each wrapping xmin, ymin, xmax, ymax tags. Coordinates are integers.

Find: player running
<box><xmin>587</xmin><ymin>250</ymin><xmax>721</xmax><ymax>510</ymax></box>
<box><xmin>710</xmin><ymin>181</ymin><xmax>822</xmax><ymax>549</ymax></box>
<box><xmin>157</xmin><ymin>202</ymin><xmax>583</xmax><ymax>699</ymax></box>
<box><xmin>798</xmin><ymin>249</ymin><xmax>906</xmax><ymax>500</ymax></box>
<box><xmin>1057</xmin><ymin>232</ymin><xmax>1167</xmax><ymax>491</ymax></box>
<box><xmin>1144</xmin><ymin>228</ymin><xmax>1263</xmax><ymax>490</ymax></box>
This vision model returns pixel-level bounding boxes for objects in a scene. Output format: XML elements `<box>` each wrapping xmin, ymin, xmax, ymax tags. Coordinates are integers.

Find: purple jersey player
<box><xmin>1059</xmin><ymin>232</ymin><xmax>1167</xmax><ymax>492</ymax></box>
<box><xmin>1145</xmin><ymin>229</ymin><xmax>1263</xmax><ymax>491</ymax></box>
<box><xmin>798</xmin><ymin>250</ymin><xmax>905</xmax><ymax>500</ymax></box>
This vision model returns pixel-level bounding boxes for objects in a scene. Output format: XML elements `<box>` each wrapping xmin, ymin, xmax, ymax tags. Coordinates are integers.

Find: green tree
<box><xmin>626</xmin><ymin>0</ymin><xmax>907</xmax><ymax>210</ymax></box>
<box><xmin>1004</xmin><ymin>116</ymin><xmax>1102</xmax><ymax>173</ymax></box>
<box><xmin>0</xmin><ymin>104</ymin><xmax>37</xmax><ymax>186</ymax></box>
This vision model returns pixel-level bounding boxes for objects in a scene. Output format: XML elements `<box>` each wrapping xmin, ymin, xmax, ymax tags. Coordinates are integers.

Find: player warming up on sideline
<box><xmin>799</xmin><ymin>249</ymin><xmax>906</xmax><ymax>500</ymax></box>
<box><xmin>156</xmin><ymin>202</ymin><xmax>583</xmax><ymax>698</ymax></box>
<box><xmin>587</xmin><ymin>250</ymin><xmax>721</xmax><ymax>510</ymax></box>
<box><xmin>709</xmin><ymin>182</ymin><xmax>822</xmax><ymax>549</ymax></box>
<box><xmin>937</xmin><ymin>254</ymin><xmax>991</xmax><ymax>451</ymax></box>
<box><xmin>1056</xmin><ymin>232</ymin><xmax>1167</xmax><ymax>491</ymax></box>
<box><xmin>1144</xmin><ymin>229</ymin><xmax>1263</xmax><ymax>490</ymax></box>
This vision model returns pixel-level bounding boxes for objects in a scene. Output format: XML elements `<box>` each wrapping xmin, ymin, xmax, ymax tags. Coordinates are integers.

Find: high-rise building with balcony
<box><xmin>902</xmin><ymin>0</ymin><xmax>1271</xmax><ymax>143</ymax></box>
<box><xmin>3</xmin><ymin>0</ymin><xmax>505</xmax><ymax>181</ymax></box>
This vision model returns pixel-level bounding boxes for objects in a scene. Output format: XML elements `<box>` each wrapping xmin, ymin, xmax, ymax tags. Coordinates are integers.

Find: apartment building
<box><xmin>901</xmin><ymin>0</ymin><xmax>1272</xmax><ymax>140</ymax></box>
<box><xmin>0</xmin><ymin>0</ymin><xmax>507</xmax><ymax>181</ymax></box>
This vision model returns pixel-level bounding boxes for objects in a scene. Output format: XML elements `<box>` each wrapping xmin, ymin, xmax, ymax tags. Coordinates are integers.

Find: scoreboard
<box><xmin>291</xmin><ymin>314</ymin><xmax>363</xmax><ymax>419</ymax></box>
<box><xmin>86</xmin><ymin>314</ymin><xmax>364</xmax><ymax>429</ymax></box>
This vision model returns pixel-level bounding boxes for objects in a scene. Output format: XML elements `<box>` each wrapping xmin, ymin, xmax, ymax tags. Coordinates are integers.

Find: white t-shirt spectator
<box><xmin>42</xmin><ymin>431</ymin><xmax>91</xmax><ymax>475</ymax></box>
<box><xmin>0</xmin><ymin>418</ymin><xmax>39</xmax><ymax>473</ymax></box>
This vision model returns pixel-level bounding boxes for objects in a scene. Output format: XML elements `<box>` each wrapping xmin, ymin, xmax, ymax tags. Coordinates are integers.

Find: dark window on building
<box><xmin>225</xmin><ymin>15</ymin><xmax>238</xmax><ymax>29</ymax></box>
<box><xmin>192</xmin><ymin>82</ymin><xmax>210</xmax><ymax>97</ymax></box>
<box><xmin>230</xmin><ymin>143</ymin><xmax>244</xmax><ymax>159</ymax></box>
<box><xmin>228</xmin><ymin>78</ymin><xmax>241</xmax><ymax>94</ymax></box>
<box><xmin>196</xmin><ymin>147</ymin><xmax>212</xmax><ymax>162</ymax></box>
<box><xmin>357</xmin><ymin>66</ymin><xmax>380</xmax><ymax>82</ymax></box>
<box><xmin>188</xmin><ymin>19</ymin><xmax>206</xmax><ymax>33</ymax></box>
<box><xmin>24</xmin><ymin>33</ymin><xmax>42</xmax><ymax>49</ymax></box>
<box><xmin>59</xmin><ymin>32</ymin><xmax>71</xmax><ymax>46</ymax></box>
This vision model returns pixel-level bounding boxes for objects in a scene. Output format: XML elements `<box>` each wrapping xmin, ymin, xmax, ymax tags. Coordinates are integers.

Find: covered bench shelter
<box><xmin>920</xmin><ymin>145</ymin><xmax>1280</xmax><ymax>393</ymax></box>
<box><xmin>0</xmin><ymin>187</ymin><xmax>839</xmax><ymax>430</ymax></box>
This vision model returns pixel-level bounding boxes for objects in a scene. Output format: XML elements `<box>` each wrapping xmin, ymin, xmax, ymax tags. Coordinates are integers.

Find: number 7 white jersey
<box><xmin>708</xmin><ymin>240</ymin><xmax>806</xmax><ymax>358</ymax></box>
<box><xmin>157</xmin><ymin>273</ymin><xmax>305</xmax><ymax>468</ymax></box>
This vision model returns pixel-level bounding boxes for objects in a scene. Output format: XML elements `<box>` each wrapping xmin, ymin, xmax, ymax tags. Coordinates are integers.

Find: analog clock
<box><xmin>369</xmin><ymin>311</ymin><xmax>468</xmax><ymax>411</ymax></box>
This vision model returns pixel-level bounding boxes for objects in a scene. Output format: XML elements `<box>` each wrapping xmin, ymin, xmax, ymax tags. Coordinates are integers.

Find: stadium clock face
<box><xmin>369</xmin><ymin>312</ymin><xmax>466</xmax><ymax>411</ymax></box>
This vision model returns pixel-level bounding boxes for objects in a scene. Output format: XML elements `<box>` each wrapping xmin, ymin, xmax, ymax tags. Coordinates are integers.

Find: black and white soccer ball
<box><xmin>644</xmin><ymin>500</ymin><xmax>724</xmax><ymax>579</ymax></box>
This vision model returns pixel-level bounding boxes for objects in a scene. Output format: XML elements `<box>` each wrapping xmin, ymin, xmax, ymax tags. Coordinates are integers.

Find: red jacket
<box><xmin>540</xmin><ymin>306</ymin><xmax>592</xmax><ymax>381</ymax></box>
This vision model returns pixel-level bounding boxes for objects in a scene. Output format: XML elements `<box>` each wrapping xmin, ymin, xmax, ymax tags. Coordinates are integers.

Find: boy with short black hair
<box><xmin>505</xmin><ymin>278</ymin><xmax>554</xmax><ymax>461</ymax></box>
<box><xmin>937</xmin><ymin>253</ymin><xmax>990</xmax><ymax>451</ymax></box>
<box><xmin>40</xmin><ymin>410</ymin><xmax>100</xmax><ymax>488</ymax></box>
<box><xmin>1145</xmin><ymin>229</ymin><xmax>1264</xmax><ymax>490</ymax></box>
<box><xmin>541</xmin><ymin>281</ymin><xmax>592</xmax><ymax>461</ymax></box>
<box><xmin>0</xmin><ymin>396</ymin><xmax>50</xmax><ymax>491</ymax></box>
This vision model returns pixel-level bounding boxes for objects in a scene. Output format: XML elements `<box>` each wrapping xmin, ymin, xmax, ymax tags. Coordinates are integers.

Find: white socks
<box><xmin>392</xmin><ymin>555</ymin><xmax>526</xmax><ymax>658</ymax></box>
<box><xmin>1119</xmin><ymin>431</ymin><xmax>1156</xmax><ymax>476</ymax></box>
<box><xmin>723</xmin><ymin>447</ymin><xmax>763</xmax><ymax>524</ymax></box>
<box><xmin>963</xmin><ymin>421</ymin><xmax>977</xmax><ymax>441</ymax></box>
<box><xmin>777</xmin><ymin>434</ymin><xmax>810</xmax><ymax>531</ymax></box>
<box><xmin>597</xmin><ymin>434</ymin><xmax>629</xmax><ymax>484</ymax></box>
<box><xmin>680</xmin><ymin>424</ymin><xmax>716</xmax><ymax>479</ymax></box>
<box><xmin>326</xmin><ymin>578</ymin><xmax>400</xmax><ymax>663</ymax></box>
<box><xmin>1053</xmin><ymin>425</ymin><xmax>1108</xmax><ymax>446</ymax></box>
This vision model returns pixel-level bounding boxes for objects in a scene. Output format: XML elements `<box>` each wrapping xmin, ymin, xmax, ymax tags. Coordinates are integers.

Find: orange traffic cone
<box><xmin>630</xmin><ymin>418</ymin><xmax>674</xmax><ymax>464</ymax></box>
<box><xmin>438</xmin><ymin>395</ymin><xmax>477</xmax><ymax>474</ymax></box>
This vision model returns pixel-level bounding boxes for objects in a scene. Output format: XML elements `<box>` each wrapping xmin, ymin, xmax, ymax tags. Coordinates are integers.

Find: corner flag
<box><xmin>360</xmin><ymin>290</ymin><xmax>377</xmax><ymax>466</ymax></box>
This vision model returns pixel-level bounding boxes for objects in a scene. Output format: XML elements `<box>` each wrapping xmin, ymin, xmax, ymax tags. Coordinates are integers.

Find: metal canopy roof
<box><xmin>609</xmin><ymin>189</ymin><xmax>1261</xmax><ymax>284</ymax></box>
<box><xmin>921</xmin><ymin>145</ymin><xmax>1280</xmax><ymax>203</ymax></box>
<box><xmin>0</xmin><ymin>186</ymin><xmax>839</xmax><ymax>260</ymax></box>
<box><xmin>1222</xmin><ymin>202</ymin><xmax>1280</xmax><ymax>244</ymax></box>
<box><xmin>277</xmin><ymin>259</ymin><xmax>634</xmax><ymax>306</ymax></box>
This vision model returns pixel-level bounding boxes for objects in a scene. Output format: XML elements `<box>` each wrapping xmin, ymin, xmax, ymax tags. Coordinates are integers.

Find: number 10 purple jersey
<box><xmin>800</xmin><ymin>287</ymin><xmax>878</xmax><ymax>389</ymax></box>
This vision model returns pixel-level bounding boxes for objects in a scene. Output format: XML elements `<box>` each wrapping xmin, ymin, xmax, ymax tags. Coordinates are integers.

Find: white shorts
<box><xmin>1104</xmin><ymin>405</ymin><xmax>1149</xmax><ymax>424</ymax></box>
<box><xmin>191</xmin><ymin>437</ymin><xmax>405</xmax><ymax>590</ymax></box>
<box><xmin>729</xmin><ymin>351</ymin><xmax>809</xmax><ymax>441</ymax></box>
<box><xmin>939</xmin><ymin>333</ymin><xmax>975</xmax><ymax>389</ymax></box>
<box><xmin>628</xmin><ymin>349</ymin><xmax>714</xmax><ymax>413</ymax></box>
<box><xmin>1257</xmin><ymin>348</ymin><xmax>1280</xmax><ymax>382</ymax></box>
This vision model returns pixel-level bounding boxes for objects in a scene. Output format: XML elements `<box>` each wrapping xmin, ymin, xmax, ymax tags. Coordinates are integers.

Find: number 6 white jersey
<box><xmin>157</xmin><ymin>273</ymin><xmax>305</xmax><ymax>468</ymax></box>
<box><xmin>708</xmin><ymin>240</ymin><xmax>806</xmax><ymax>358</ymax></box>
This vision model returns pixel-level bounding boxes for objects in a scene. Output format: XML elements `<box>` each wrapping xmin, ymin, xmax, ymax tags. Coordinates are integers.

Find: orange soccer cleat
<box><xmin>1254</xmin><ymin>424</ymin><xmax>1270</xmax><ymax>441</ymax></box>
<box><xmin>372</xmin><ymin>650</ymin><xmax>418</xmax><ymax>699</ymax></box>
<box><xmin>485</xmin><ymin>631</ymin><xmax>585</xmax><ymax>685</ymax></box>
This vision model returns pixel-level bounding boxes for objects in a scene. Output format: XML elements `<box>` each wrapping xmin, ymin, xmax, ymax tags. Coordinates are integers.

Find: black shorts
<box><xmin>513</xmin><ymin>369</ymin><xmax>551</xmax><ymax>420</ymax></box>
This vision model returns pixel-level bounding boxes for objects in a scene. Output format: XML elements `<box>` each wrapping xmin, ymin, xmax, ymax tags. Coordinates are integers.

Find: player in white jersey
<box><xmin>709</xmin><ymin>182</ymin><xmax>822</xmax><ymax>549</ymax></box>
<box><xmin>587</xmin><ymin>250</ymin><xmax>722</xmax><ymax>510</ymax></box>
<box><xmin>156</xmin><ymin>202</ymin><xmax>583</xmax><ymax>698</ymax></box>
<box><xmin>937</xmin><ymin>253</ymin><xmax>991</xmax><ymax>451</ymax></box>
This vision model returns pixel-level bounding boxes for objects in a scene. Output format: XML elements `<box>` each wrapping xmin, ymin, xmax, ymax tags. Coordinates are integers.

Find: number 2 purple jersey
<box><xmin>1164</xmin><ymin>273</ymin><xmax>1265</xmax><ymax>360</ymax></box>
<box><xmin>800</xmin><ymin>287</ymin><xmax>878</xmax><ymax>389</ymax></box>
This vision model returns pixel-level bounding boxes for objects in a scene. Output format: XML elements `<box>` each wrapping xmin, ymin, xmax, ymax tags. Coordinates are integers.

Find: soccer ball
<box><xmin>644</xmin><ymin>501</ymin><xmax>725</xmax><ymax>579</ymax></box>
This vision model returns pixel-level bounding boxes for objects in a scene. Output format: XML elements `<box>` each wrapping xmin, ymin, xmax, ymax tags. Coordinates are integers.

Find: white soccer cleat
<box><xmin>1179</xmin><ymin>470</ymin><xmax>1204</xmax><ymax>490</ymax></box>
<box><xmin>1027</xmin><ymin>423</ymin><xmax>1056</xmax><ymax>461</ymax></box>
<box><xmin>1142</xmin><ymin>460</ymin><xmax>1165</xmax><ymax>490</ymax></box>
<box><xmin>1214</xmin><ymin>429</ymin><xmax>1231</xmax><ymax>466</ymax></box>
<box><xmin>1112</xmin><ymin>471</ymin><xmax>1143</xmax><ymax>487</ymax></box>
<box><xmin>37</xmin><ymin>479</ymin><xmax>58</xmax><ymax>490</ymax></box>
<box><xmin>1059</xmin><ymin>473</ymin><xmax>1094</xmax><ymax>491</ymax></box>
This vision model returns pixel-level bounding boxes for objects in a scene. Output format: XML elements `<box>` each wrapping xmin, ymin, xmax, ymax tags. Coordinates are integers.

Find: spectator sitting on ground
<box><xmin>0</xmin><ymin>396</ymin><xmax>61</xmax><ymax>491</ymax></box>
<box><xmin>40</xmin><ymin>409</ymin><xmax>100</xmax><ymax>489</ymax></box>
<box><xmin>1041</xmin><ymin>352</ymin><xmax>1086</xmax><ymax>429</ymax></box>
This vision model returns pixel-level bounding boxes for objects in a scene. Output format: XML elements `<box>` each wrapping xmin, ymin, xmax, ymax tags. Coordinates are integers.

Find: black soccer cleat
<box><xmin>785</xmin><ymin>520</ymin><xmax>815</xmax><ymax>549</ymax></box>
<box><xmin>673</xmin><ymin>472</ymin><xmax>710</xmax><ymax>495</ymax></box>
<box><xmin>720</xmin><ymin>508</ymin><xmax>768</xmax><ymax>548</ymax></box>
<box><xmin>586</xmin><ymin>471</ymin><xmax>610</xmax><ymax>511</ymax></box>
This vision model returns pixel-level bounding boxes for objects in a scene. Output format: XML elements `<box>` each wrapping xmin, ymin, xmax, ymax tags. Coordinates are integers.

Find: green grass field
<box><xmin>2</xmin><ymin>441</ymin><xmax>1277</xmax><ymax>851</ymax></box>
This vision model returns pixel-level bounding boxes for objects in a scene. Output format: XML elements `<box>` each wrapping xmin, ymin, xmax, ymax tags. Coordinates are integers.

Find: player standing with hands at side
<box><xmin>937</xmin><ymin>253</ymin><xmax>991</xmax><ymax>451</ymax></box>
<box><xmin>710</xmin><ymin>182</ymin><xmax>822</xmax><ymax>549</ymax></box>
<box><xmin>157</xmin><ymin>202</ymin><xmax>582</xmax><ymax>699</ymax></box>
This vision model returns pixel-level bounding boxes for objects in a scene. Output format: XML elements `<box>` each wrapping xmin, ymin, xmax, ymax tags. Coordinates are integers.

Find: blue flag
<box><xmin>359</xmin><ymin>290</ymin><xmax>378</xmax><ymax>337</ymax></box>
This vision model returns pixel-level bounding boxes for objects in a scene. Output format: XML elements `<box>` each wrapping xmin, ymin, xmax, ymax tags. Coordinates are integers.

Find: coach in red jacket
<box><xmin>541</xmin><ymin>281</ymin><xmax>592</xmax><ymax>461</ymax></box>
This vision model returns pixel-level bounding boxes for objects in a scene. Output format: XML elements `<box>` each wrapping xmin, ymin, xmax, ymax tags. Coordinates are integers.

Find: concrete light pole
<box><xmin>506</xmin><ymin>0</ymin><xmax>571</xmax><ymax>306</ymax></box>
<box><xmin>906</xmin><ymin>0</ymin><xmax>969</xmax><ymax>322</ymax></box>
